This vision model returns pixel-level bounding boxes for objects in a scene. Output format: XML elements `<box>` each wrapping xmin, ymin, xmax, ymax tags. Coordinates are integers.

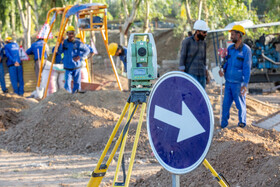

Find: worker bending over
<box><xmin>109</xmin><ymin>43</ymin><xmax>128</xmax><ymax>74</ymax></box>
<box><xmin>26</xmin><ymin>38</ymin><xmax>48</xmax><ymax>79</ymax></box>
<box><xmin>58</xmin><ymin>26</ymin><xmax>90</xmax><ymax>93</ymax></box>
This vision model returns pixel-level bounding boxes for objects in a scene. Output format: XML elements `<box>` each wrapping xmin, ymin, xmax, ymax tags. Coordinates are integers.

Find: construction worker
<box><xmin>179</xmin><ymin>20</ymin><xmax>210</xmax><ymax>88</ymax></box>
<box><xmin>108</xmin><ymin>43</ymin><xmax>128</xmax><ymax>73</ymax></box>
<box><xmin>4</xmin><ymin>37</ymin><xmax>24</xmax><ymax>96</ymax></box>
<box><xmin>0</xmin><ymin>41</ymin><xmax>8</xmax><ymax>93</ymax></box>
<box><xmin>58</xmin><ymin>26</ymin><xmax>90</xmax><ymax>93</ymax></box>
<box><xmin>219</xmin><ymin>25</ymin><xmax>252</xmax><ymax>128</ymax></box>
<box><xmin>26</xmin><ymin>38</ymin><xmax>48</xmax><ymax>79</ymax></box>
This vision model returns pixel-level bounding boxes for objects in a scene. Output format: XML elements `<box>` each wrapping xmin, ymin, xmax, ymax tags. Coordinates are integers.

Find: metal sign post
<box><xmin>172</xmin><ymin>174</ymin><xmax>180</xmax><ymax>187</ymax></box>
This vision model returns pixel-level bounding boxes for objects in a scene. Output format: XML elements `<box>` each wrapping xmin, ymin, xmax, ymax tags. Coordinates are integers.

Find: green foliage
<box><xmin>0</xmin><ymin>0</ymin><xmax>280</xmax><ymax>42</ymax></box>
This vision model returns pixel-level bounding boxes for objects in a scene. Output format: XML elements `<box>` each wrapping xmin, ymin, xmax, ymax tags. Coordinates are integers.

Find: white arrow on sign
<box><xmin>154</xmin><ymin>101</ymin><xmax>206</xmax><ymax>143</ymax></box>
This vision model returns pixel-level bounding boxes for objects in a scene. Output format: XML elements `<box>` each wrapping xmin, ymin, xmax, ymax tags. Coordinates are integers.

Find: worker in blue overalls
<box><xmin>26</xmin><ymin>38</ymin><xmax>48</xmax><ymax>79</ymax></box>
<box><xmin>75</xmin><ymin>33</ymin><xmax>94</xmax><ymax>57</ymax></box>
<box><xmin>4</xmin><ymin>37</ymin><xmax>24</xmax><ymax>96</ymax></box>
<box><xmin>0</xmin><ymin>41</ymin><xmax>8</xmax><ymax>93</ymax></box>
<box><xmin>58</xmin><ymin>26</ymin><xmax>90</xmax><ymax>93</ymax></box>
<box><xmin>219</xmin><ymin>25</ymin><xmax>252</xmax><ymax>128</ymax></box>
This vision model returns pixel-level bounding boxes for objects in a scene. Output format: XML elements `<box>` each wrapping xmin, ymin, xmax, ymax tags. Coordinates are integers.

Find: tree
<box><xmin>137</xmin><ymin>0</ymin><xmax>173</xmax><ymax>33</ymax></box>
<box><xmin>17</xmin><ymin>0</ymin><xmax>31</xmax><ymax>49</ymax></box>
<box><xmin>120</xmin><ymin>0</ymin><xmax>141</xmax><ymax>46</ymax></box>
<box><xmin>26</xmin><ymin>0</ymin><xmax>42</xmax><ymax>32</ymax></box>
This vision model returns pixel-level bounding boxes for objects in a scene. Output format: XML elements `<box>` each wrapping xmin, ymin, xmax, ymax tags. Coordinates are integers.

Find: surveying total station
<box><xmin>87</xmin><ymin>33</ymin><xmax>157</xmax><ymax>187</ymax></box>
<box><xmin>127</xmin><ymin>33</ymin><xmax>157</xmax><ymax>92</ymax></box>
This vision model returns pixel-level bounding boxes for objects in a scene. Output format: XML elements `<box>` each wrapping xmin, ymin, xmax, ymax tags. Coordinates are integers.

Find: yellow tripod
<box><xmin>87</xmin><ymin>91</ymin><xmax>230</xmax><ymax>187</ymax></box>
<box><xmin>87</xmin><ymin>91</ymin><xmax>148</xmax><ymax>187</ymax></box>
<box><xmin>203</xmin><ymin>159</ymin><xmax>230</xmax><ymax>187</ymax></box>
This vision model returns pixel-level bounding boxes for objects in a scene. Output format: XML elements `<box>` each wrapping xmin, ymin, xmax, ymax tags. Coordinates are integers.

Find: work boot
<box><xmin>238</xmin><ymin>122</ymin><xmax>246</xmax><ymax>128</ymax></box>
<box><xmin>3</xmin><ymin>90</ymin><xmax>8</xmax><ymax>94</ymax></box>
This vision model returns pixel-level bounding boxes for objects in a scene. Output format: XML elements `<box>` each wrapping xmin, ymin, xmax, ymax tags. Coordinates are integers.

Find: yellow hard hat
<box><xmin>55</xmin><ymin>32</ymin><xmax>59</xmax><ymax>37</ymax></box>
<box><xmin>76</xmin><ymin>33</ymin><xmax>81</xmax><ymax>39</ymax></box>
<box><xmin>229</xmin><ymin>25</ymin><xmax>245</xmax><ymax>35</ymax></box>
<box><xmin>66</xmin><ymin>25</ymin><xmax>75</xmax><ymax>32</ymax></box>
<box><xmin>5</xmin><ymin>36</ymin><xmax>12</xmax><ymax>41</ymax></box>
<box><xmin>108</xmin><ymin>43</ymin><xmax>118</xmax><ymax>56</ymax></box>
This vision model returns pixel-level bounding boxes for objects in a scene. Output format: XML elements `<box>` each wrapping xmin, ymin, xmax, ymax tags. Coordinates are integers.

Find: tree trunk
<box><xmin>33</xmin><ymin>0</ymin><xmax>39</xmax><ymax>31</ymax></box>
<box><xmin>197</xmin><ymin>0</ymin><xmax>203</xmax><ymax>20</ymax></box>
<box><xmin>17</xmin><ymin>0</ymin><xmax>31</xmax><ymax>49</ymax></box>
<box><xmin>185</xmin><ymin>0</ymin><xmax>194</xmax><ymax>29</ymax></box>
<box><xmin>143</xmin><ymin>0</ymin><xmax>150</xmax><ymax>33</ymax></box>
<box><xmin>203</xmin><ymin>0</ymin><xmax>209</xmax><ymax>25</ymax></box>
<box><xmin>120</xmin><ymin>0</ymin><xmax>140</xmax><ymax>46</ymax></box>
<box><xmin>11</xmin><ymin>0</ymin><xmax>16</xmax><ymax>37</ymax></box>
<box><xmin>26</xmin><ymin>0</ymin><xmax>39</xmax><ymax>31</ymax></box>
<box><xmin>27</xmin><ymin>1</ymin><xmax>31</xmax><ymax>48</ymax></box>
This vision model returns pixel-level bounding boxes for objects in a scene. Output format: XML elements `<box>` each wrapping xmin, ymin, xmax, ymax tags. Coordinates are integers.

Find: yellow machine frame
<box><xmin>38</xmin><ymin>4</ymin><xmax>123</xmax><ymax>99</ymax></box>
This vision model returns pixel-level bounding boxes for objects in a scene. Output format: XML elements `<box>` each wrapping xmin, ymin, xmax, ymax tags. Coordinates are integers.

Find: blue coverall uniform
<box><xmin>26</xmin><ymin>39</ymin><xmax>48</xmax><ymax>79</ymax></box>
<box><xmin>86</xmin><ymin>44</ymin><xmax>94</xmax><ymax>54</ymax></box>
<box><xmin>221</xmin><ymin>43</ymin><xmax>252</xmax><ymax>128</ymax></box>
<box><xmin>0</xmin><ymin>43</ymin><xmax>8</xmax><ymax>93</ymax></box>
<box><xmin>4</xmin><ymin>42</ymin><xmax>24</xmax><ymax>95</ymax></box>
<box><xmin>58</xmin><ymin>39</ymin><xmax>90</xmax><ymax>93</ymax></box>
<box><xmin>119</xmin><ymin>47</ymin><xmax>127</xmax><ymax>72</ymax></box>
<box><xmin>52</xmin><ymin>47</ymin><xmax>63</xmax><ymax>64</ymax></box>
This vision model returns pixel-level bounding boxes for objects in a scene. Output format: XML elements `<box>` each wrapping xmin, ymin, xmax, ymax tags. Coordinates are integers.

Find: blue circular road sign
<box><xmin>147</xmin><ymin>71</ymin><xmax>214</xmax><ymax>174</ymax></box>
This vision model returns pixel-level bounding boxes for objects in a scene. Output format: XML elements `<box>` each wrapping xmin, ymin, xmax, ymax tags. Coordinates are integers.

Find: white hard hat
<box><xmin>193</xmin><ymin>20</ymin><xmax>210</xmax><ymax>31</ymax></box>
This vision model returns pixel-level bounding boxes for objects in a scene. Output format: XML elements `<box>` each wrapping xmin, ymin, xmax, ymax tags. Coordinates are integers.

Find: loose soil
<box><xmin>0</xmin><ymin>29</ymin><xmax>279</xmax><ymax>186</ymax></box>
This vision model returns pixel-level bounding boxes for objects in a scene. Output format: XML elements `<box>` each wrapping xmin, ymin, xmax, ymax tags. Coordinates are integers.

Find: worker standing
<box><xmin>179</xmin><ymin>20</ymin><xmax>210</xmax><ymax>88</ymax></box>
<box><xmin>4</xmin><ymin>37</ymin><xmax>24</xmax><ymax>96</ymax></box>
<box><xmin>58</xmin><ymin>26</ymin><xmax>90</xmax><ymax>93</ymax></box>
<box><xmin>0</xmin><ymin>41</ymin><xmax>8</xmax><ymax>93</ymax></box>
<box><xmin>26</xmin><ymin>38</ymin><xmax>48</xmax><ymax>79</ymax></box>
<box><xmin>219</xmin><ymin>25</ymin><xmax>252</xmax><ymax>128</ymax></box>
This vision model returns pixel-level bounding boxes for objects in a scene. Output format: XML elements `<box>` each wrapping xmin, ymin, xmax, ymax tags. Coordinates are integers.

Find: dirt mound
<box><xmin>0</xmin><ymin>90</ymin><xmax>130</xmax><ymax>154</ymax></box>
<box><xmin>132</xmin><ymin>85</ymin><xmax>280</xmax><ymax>187</ymax></box>
<box><xmin>133</xmin><ymin>125</ymin><xmax>280</xmax><ymax>187</ymax></box>
<box><xmin>0</xmin><ymin>94</ymin><xmax>38</xmax><ymax>131</ymax></box>
<box><xmin>0</xmin><ymin>84</ymin><xmax>279</xmax><ymax>186</ymax></box>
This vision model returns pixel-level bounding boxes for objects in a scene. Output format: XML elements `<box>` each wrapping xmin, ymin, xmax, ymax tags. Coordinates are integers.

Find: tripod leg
<box><xmin>203</xmin><ymin>159</ymin><xmax>230</xmax><ymax>187</ymax></box>
<box><xmin>87</xmin><ymin>102</ymin><xmax>130</xmax><ymax>187</ymax></box>
<box><xmin>113</xmin><ymin>103</ymin><xmax>138</xmax><ymax>186</ymax></box>
<box><xmin>124</xmin><ymin>102</ymin><xmax>146</xmax><ymax>187</ymax></box>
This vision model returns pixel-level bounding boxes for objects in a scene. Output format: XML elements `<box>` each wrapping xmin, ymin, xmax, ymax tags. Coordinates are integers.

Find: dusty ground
<box><xmin>0</xmin><ymin>29</ymin><xmax>280</xmax><ymax>186</ymax></box>
<box><xmin>0</xmin><ymin>76</ymin><xmax>279</xmax><ymax>186</ymax></box>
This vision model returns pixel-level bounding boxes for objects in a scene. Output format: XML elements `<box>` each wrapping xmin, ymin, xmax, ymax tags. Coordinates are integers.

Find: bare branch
<box><xmin>26</xmin><ymin>0</ymin><xmax>35</xmax><ymax>12</ymax></box>
<box><xmin>17</xmin><ymin>0</ymin><xmax>27</xmax><ymax>28</ymax></box>
<box><xmin>198</xmin><ymin>0</ymin><xmax>203</xmax><ymax>20</ymax></box>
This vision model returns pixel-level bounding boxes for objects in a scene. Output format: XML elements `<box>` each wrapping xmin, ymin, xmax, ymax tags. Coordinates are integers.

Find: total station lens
<box><xmin>138</xmin><ymin>47</ymin><xmax>147</xmax><ymax>56</ymax></box>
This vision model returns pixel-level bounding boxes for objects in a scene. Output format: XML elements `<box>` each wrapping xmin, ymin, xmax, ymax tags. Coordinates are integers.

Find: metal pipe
<box><xmin>262</xmin><ymin>50</ymin><xmax>280</xmax><ymax>65</ymax></box>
